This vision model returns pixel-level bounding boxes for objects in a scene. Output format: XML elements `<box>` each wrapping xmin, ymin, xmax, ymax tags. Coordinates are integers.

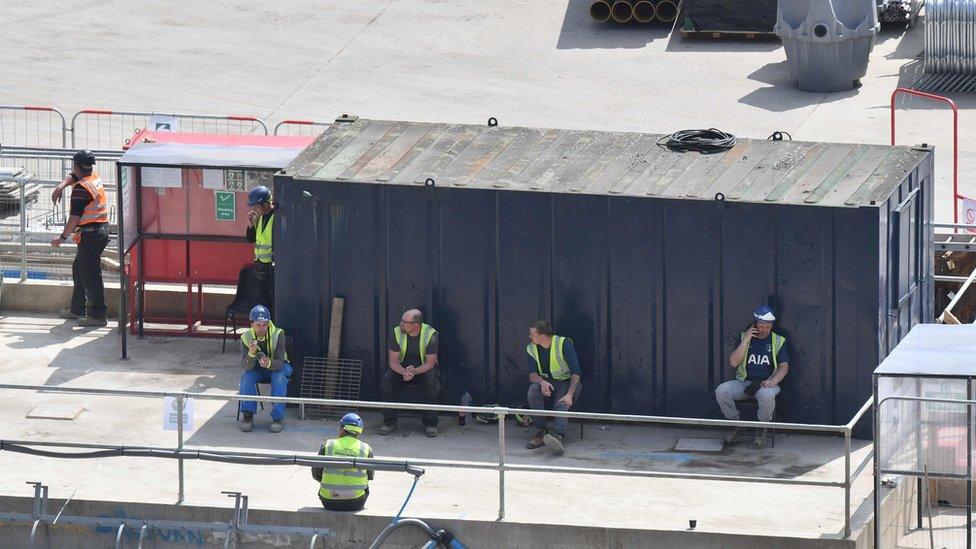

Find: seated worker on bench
<box><xmin>715</xmin><ymin>305</ymin><xmax>790</xmax><ymax>449</ymax></box>
<box><xmin>238</xmin><ymin>304</ymin><xmax>292</xmax><ymax>433</ymax></box>
<box><xmin>525</xmin><ymin>320</ymin><xmax>582</xmax><ymax>457</ymax></box>
<box><xmin>380</xmin><ymin>308</ymin><xmax>442</xmax><ymax>438</ymax></box>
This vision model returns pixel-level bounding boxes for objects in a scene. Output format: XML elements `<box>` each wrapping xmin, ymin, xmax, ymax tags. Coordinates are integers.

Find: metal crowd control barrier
<box><xmin>0</xmin><ymin>105</ymin><xmax>68</xmax><ymax>148</ymax></box>
<box><xmin>0</xmin><ymin>148</ymin><xmax>124</xmax><ymax>282</ymax></box>
<box><xmin>273</xmin><ymin>119</ymin><xmax>331</xmax><ymax>136</ymax></box>
<box><xmin>0</xmin><ymin>383</ymin><xmax>874</xmax><ymax>539</ymax></box>
<box><xmin>70</xmin><ymin>109</ymin><xmax>269</xmax><ymax>150</ymax></box>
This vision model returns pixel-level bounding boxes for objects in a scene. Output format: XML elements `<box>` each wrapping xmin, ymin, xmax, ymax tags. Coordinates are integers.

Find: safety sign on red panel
<box><xmin>962</xmin><ymin>197</ymin><xmax>976</xmax><ymax>234</ymax></box>
<box><xmin>215</xmin><ymin>190</ymin><xmax>236</xmax><ymax>221</ymax></box>
<box><xmin>225</xmin><ymin>170</ymin><xmax>245</xmax><ymax>192</ymax></box>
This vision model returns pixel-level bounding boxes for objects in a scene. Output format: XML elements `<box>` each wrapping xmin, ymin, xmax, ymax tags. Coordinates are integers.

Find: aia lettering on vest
<box><xmin>748</xmin><ymin>354</ymin><xmax>771</xmax><ymax>366</ymax></box>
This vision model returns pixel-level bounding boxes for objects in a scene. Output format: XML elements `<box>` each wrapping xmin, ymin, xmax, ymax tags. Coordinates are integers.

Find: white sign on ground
<box><xmin>163</xmin><ymin>396</ymin><xmax>194</xmax><ymax>431</ymax></box>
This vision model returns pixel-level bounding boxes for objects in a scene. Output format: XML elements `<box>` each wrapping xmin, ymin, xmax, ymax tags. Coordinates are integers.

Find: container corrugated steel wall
<box><xmin>273</xmin><ymin>127</ymin><xmax>934</xmax><ymax>425</ymax></box>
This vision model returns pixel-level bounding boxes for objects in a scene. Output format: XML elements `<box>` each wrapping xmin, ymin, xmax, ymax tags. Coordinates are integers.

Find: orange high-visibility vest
<box><xmin>77</xmin><ymin>173</ymin><xmax>108</xmax><ymax>226</ymax></box>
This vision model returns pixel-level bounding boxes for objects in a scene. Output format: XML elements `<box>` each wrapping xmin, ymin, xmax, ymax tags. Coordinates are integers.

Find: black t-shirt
<box><xmin>69</xmin><ymin>184</ymin><xmax>93</xmax><ymax>217</ymax></box>
<box><xmin>388</xmin><ymin>329</ymin><xmax>439</xmax><ymax>368</ymax></box>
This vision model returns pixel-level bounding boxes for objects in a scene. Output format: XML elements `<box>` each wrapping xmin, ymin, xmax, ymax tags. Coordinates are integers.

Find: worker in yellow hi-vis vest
<box><xmin>312</xmin><ymin>413</ymin><xmax>375</xmax><ymax>511</ymax></box>
<box><xmin>380</xmin><ymin>308</ymin><xmax>442</xmax><ymax>438</ymax></box>
<box><xmin>246</xmin><ymin>185</ymin><xmax>276</xmax><ymax>314</ymax></box>
<box><xmin>716</xmin><ymin>305</ymin><xmax>791</xmax><ymax>449</ymax></box>
<box><xmin>525</xmin><ymin>319</ymin><xmax>583</xmax><ymax>457</ymax></box>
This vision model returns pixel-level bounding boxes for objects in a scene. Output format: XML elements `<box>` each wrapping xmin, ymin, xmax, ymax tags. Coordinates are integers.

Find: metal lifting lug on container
<box><xmin>775</xmin><ymin>0</ymin><xmax>879</xmax><ymax>92</ymax></box>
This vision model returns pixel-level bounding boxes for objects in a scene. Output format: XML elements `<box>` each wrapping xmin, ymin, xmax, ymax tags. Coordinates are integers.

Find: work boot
<box><xmin>239</xmin><ymin>412</ymin><xmax>254</xmax><ymax>433</ymax></box>
<box><xmin>269</xmin><ymin>419</ymin><xmax>283</xmax><ymax>433</ymax></box>
<box><xmin>725</xmin><ymin>427</ymin><xmax>741</xmax><ymax>443</ymax></box>
<box><xmin>526</xmin><ymin>429</ymin><xmax>546</xmax><ymax>449</ymax></box>
<box><xmin>754</xmin><ymin>428</ymin><xmax>768</xmax><ymax>449</ymax></box>
<box><xmin>59</xmin><ymin>309</ymin><xmax>83</xmax><ymax>320</ymax></box>
<box><xmin>379</xmin><ymin>423</ymin><xmax>397</xmax><ymax>436</ymax></box>
<box><xmin>425</xmin><ymin>426</ymin><xmax>438</xmax><ymax>438</ymax></box>
<box><xmin>543</xmin><ymin>433</ymin><xmax>565</xmax><ymax>456</ymax></box>
<box><xmin>77</xmin><ymin>316</ymin><xmax>108</xmax><ymax>327</ymax></box>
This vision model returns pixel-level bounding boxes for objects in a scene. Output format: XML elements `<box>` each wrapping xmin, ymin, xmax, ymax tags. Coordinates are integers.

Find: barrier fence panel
<box><xmin>0</xmin><ymin>105</ymin><xmax>67</xmax><ymax>148</ymax></box>
<box><xmin>70</xmin><ymin>110</ymin><xmax>269</xmax><ymax>150</ymax></box>
<box><xmin>272</xmin><ymin>119</ymin><xmax>331</xmax><ymax>137</ymax></box>
<box><xmin>0</xmin><ymin>150</ymin><xmax>122</xmax><ymax>282</ymax></box>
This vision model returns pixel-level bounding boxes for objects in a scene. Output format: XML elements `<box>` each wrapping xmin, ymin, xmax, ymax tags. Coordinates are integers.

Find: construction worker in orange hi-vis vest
<box><xmin>50</xmin><ymin>149</ymin><xmax>110</xmax><ymax>327</ymax></box>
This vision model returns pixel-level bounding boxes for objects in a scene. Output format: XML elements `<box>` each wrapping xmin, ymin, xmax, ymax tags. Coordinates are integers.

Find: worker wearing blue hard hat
<box><xmin>238</xmin><ymin>304</ymin><xmax>292</xmax><ymax>433</ymax></box>
<box><xmin>312</xmin><ymin>412</ymin><xmax>375</xmax><ymax>511</ymax></box>
<box><xmin>246</xmin><ymin>185</ymin><xmax>277</xmax><ymax>314</ymax></box>
<box><xmin>715</xmin><ymin>305</ymin><xmax>791</xmax><ymax>449</ymax></box>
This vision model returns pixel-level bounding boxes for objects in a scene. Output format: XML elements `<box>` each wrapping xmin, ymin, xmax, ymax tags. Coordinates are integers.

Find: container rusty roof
<box><xmin>285</xmin><ymin>118</ymin><xmax>931</xmax><ymax>208</ymax></box>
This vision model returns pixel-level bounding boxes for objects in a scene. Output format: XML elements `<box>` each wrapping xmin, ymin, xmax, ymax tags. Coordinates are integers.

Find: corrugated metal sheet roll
<box><xmin>925</xmin><ymin>0</ymin><xmax>976</xmax><ymax>74</ymax></box>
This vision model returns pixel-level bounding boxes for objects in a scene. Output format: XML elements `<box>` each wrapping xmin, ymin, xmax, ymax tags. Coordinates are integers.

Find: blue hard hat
<box><xmin>340</xmin><ymin>412</ymin><xmax>364</xmax><ymax>434</ymax></box>
<box><xmin>247</xmin><ymin>186</ymin><xmax>272</xmax><ymax>207</ymax></box>
<box><xmin>249</xmin><ymin>304</ymin><xmax>271</xmax><ymax>322</ymax></box>
<box><xmin>753</xmin><ymin>305</ymin><xmax>776</xmax><ymax>322</ymax></box>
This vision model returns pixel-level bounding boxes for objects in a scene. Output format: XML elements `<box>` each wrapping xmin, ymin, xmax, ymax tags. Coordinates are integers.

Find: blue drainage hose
<box><xmin>368</xmin><ymin>476</ymin><xmax>467</xmax><ymax>549</ymax></box>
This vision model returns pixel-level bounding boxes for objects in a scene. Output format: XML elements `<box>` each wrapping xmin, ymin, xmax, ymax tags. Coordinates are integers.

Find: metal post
<box><xmin>497</xmin><ymin>410</ymin><xmax>506</xmax><ymax>521</ymax></box>
<box><xmin>844</xmin><ymin>429</ymin><xmax>851</xmax><ymax>538</ymax></box>
<box><xmin>873</xmin><ymin>378</ymin><xmax>881</xmax><ymax>549</ymax></box>
<box><xmin>223</xmin><ymin>491</ymin><xmax>243</xmax><ymax>549</ymax></box>
<box><xmin>114</xmin><ymin>522</ymin><xmax>127</xmax><ymax>549</ymax></box>
<box><xmin>116</xmin><ymin>162</ymin><xmax>128</xmax><ymax>360</ymax></box>
<box><xmin>968</xmin><ymin>387</ymin><xmax>973</xmax><ymax>549</ymax></box>
<box><xmin>19</xmin><ymin>174</ymin><xmax>26</xmax><ymax>281</ymax></box>
<box><xmin>27</xmin><ymin>481</ymin><xmax>47</xmax><ymax>549</ymax></box>
<box><xmin>177</xmin><ymin>395</ymin><xmax>185</xmax><ymax>505</ymax></box>
<box><xmin>923</xmin><ymin>465</ymin><xmax>936</xmax><ymax>549</ymax></box>
<box><xmin>137</xmin><ymin>523</ymin><xmax>150</xmax><ymax>549</ymax></box>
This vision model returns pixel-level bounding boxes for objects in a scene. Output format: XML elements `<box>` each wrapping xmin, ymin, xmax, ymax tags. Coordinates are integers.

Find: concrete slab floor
<box><xmin>1</xmin><ymin>2</ymin><xmax>974</xmax><ymax>222</ymax></box>
<box><xmin>0</xmin><ymin>313</ymin><xmax>874</xmax><ymax>539</ymax></box>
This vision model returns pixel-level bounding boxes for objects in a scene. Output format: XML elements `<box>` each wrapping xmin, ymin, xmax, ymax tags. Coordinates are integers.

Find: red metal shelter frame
<box><xmin>115</xmin><ymin>131</ymin><xmax>313</xmax><ymax>353</ymax></box>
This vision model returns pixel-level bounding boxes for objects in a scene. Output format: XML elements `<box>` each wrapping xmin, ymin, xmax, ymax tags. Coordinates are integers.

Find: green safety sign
<box><xmin>215</xmin><ymin>191</ymin><xmax>236</xmax><ymax>221</ymax></box>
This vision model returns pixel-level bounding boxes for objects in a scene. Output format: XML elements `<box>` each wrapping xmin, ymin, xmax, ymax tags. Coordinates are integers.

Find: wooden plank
<box><xmin>327</xmin><ymin>297</ymin><xmax>345</xmax><ymax>360</ymax></box>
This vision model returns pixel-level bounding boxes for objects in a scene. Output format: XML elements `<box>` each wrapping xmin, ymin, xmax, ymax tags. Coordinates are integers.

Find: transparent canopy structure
<box><xmin>875</xmin><ymin>323</ymin><xmax>976</xmax><ymax>548</ymax></box>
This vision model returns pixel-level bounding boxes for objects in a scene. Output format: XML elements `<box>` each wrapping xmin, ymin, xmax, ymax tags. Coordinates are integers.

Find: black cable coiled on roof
<box><xmin>657</xmin><ymin>128</ymin><xmax>736</xmax><ymax>154</ymax></box>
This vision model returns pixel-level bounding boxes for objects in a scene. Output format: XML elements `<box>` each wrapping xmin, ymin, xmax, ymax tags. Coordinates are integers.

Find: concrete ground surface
<box><xmin>0</xmin><ymin>313</ymin><xmax>874</xmax><ymax>545</ymax></box>
<box><xmin>2</xmin><ymin>1</ymin><xmax>974</xmax><ymax>221</ymax></box>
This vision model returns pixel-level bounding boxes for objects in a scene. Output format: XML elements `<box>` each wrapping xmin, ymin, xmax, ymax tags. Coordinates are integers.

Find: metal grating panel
<box><xmin>299</xmin><ymin>357</ymin><xmax>363</xmax><ymax>421</ymax></box>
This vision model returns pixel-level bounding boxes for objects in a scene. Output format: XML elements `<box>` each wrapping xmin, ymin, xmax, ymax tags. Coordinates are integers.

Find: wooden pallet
<box><xmin>679</xmin><ymin>29</ymin><xmax>778</xmax><ymax>40</ymax></box>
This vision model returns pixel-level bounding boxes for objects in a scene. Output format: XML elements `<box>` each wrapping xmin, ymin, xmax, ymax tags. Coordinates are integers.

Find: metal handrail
<box><xmin>0</xmin><ymin>383</ymin><xmax>850</xmax><ymax>433</ymax></box>
<box><xmin>0</xmin><ymin>382</ymin><xmax>872</xmax><ymax>539</ymax></box>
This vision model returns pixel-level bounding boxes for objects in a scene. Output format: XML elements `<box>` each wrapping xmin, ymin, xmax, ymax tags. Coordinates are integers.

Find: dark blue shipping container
<box><xmin>273</xmin><ymin>118</ymin><xmax>934</xmax><ymax>425</ymax></box>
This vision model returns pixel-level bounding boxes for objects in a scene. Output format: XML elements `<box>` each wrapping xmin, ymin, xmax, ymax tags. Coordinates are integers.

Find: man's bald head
<box><xmin>399</xmin><ymin>309</ymin><xmax>424</xmax><ymax>336</ymax></box>
<box><xmin>404</xmin><ymin>309</ymin><xmax>423</xmax><ymax>323</ymax></box>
